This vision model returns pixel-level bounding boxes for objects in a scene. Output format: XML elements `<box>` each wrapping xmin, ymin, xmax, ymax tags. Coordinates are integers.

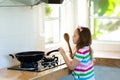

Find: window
<box><xmin>43</xmin><ymin>1</ymin><xmax>77</xmax><ymax>50</ymax></box>
<box><xmin>44</xmin><ymin>4</ymin><xmax>60</xmax><ymax>45</ymax></box>
<box><xmin>90</xmin><ymin>0</ymin><xmax>120</xmax><ymax>41</ymax></box>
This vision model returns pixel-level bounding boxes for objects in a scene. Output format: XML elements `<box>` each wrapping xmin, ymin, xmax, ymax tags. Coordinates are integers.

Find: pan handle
<box><xmin>9</xmin><ymin>54</ymin><xmax>15</xmax><ymax>59</ymax></box>
<box><xmin>46</xmin><ymin>49</ymin><xmax>59</xmax><ymax>56</ymax></box>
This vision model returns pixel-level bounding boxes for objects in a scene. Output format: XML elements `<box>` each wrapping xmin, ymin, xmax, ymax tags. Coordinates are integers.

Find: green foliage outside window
<box><xmin>91</xmin><ymin>0</ymin><xmax>120</xmax><ymax>40</ymax></box>
<box><xmin>45</xmin><ymin>5</ymin><xmax>52</xmax><ymax>16</ymax></box>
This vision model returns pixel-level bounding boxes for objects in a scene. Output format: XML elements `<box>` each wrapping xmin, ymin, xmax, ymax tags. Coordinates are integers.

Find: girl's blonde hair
<box><xmin>76</xmin><ymin>27</ymin><xmax>93</xmax><ymax>59</ymax></box>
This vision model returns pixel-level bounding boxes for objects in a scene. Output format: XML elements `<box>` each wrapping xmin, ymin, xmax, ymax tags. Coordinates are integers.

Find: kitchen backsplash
<box><xmin>0</xmin><ymin>5</ymin><xmax>44</xmax><ymax>68</ymax></box>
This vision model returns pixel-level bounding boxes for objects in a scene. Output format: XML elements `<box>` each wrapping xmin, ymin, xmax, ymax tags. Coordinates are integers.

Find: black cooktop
<box><xmin>8</xmin><ymin>57</ymin><xmax>65</xmax><ymax>72</ymax></box>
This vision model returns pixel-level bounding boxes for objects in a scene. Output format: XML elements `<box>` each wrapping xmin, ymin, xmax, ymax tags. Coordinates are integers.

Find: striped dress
<box><xmin>73</xmin><ymin>46</ymin><xmax>95</xmax><ymax>80</ymax></box>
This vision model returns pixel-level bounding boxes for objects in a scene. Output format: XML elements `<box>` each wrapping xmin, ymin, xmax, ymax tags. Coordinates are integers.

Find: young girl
<box><xmin>58</xmin><ymin>26</ymin><xmax>95</xmax><ymax>80</ymax></box>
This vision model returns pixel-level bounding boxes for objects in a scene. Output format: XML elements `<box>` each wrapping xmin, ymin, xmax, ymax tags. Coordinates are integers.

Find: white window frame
<box><xmin>88</xmin><ymin>0</ymin><xmax>120</xmax><ymax>52</ymax></box>
<box><xmin>43</xmin><ymin>1</ymin><xmax>76</xmax><ymax>52</ymax></box>
<box><xmin>44</xmin><ymin>5</ymin><xmax>61</xmax><ymax>48</ymax></box>
<box><xmin>75</xmin><ymin>0</ymin><xmax>120</xmax><ymax>52</ymax></box>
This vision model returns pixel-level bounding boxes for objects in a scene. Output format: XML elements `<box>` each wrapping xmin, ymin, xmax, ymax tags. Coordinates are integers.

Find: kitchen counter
<box><xmin>0</xmin><ymin>64</ymin><xmax>70</xmax><ymax>80</ymax></box>
<box><xmin>0</xmin><ymin>53</ymin><xmax>71</xmax><ymax>80</ymax></box>
<box><xmin>94</xmin><ymin>51</ymin><xmax>120</xmax><ymax>67</ymax></box>
<box><xmin>0</xmin><ymin>51</ymin><xmax>120</xmax><ymax>80</ymax></box>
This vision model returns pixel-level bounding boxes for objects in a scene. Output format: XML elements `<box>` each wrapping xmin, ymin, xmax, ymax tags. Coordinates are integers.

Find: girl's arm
<box><xmin>58</xmin><ymin>47</ymin><xmax>79</xmax><ymax>70</ymax></box>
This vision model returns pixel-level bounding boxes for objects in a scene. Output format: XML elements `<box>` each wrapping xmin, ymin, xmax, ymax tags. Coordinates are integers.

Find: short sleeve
<box><xmin>74</xmin><ymin>51</ymin><xmax>84</xmax><ymax>61</ymax></box>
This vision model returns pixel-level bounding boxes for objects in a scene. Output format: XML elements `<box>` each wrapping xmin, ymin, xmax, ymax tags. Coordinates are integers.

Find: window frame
<box><xmin>43</xmin><ymin>2</ymin><xmax>76</xmax><ymax>52</ymax></box>
<box><xmin>44</xmin><ymin>5</ymin><xmax>61</xmax><ymax>47</ymax></box>
<box><xmin>89</xmin><ymin>0</ymin><xmax>120</xmax><ymax>52</ymax></box>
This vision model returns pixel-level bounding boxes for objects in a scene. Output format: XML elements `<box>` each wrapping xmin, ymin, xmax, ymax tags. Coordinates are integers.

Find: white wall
<box><xmin>0</xmin><ymin>5</ymin><xmax>44</xmax><ymax>68</ymax></box>
<box><xmin>76</xmin><ymin>0</ymin><xmax>89</xmax><ymax>27</ymax></box>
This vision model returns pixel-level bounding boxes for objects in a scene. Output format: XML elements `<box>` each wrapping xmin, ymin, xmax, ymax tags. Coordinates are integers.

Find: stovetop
<box><xmin>8</xmin><ymin>55</ymin><xmax>65</xmax><ymax>72</ymax></box>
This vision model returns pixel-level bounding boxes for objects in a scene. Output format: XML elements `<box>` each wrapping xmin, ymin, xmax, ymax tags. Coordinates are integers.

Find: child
<box><xmin>58</xmin><ymin>26</ymin><xmax>95</xmax><ymax>80</ymax></box>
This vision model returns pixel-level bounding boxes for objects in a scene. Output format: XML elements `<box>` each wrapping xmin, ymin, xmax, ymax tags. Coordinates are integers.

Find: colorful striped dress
<box><xmin>73</xmin><ymin>46</ymin><xmax>95</xmax><ymax>80</ymax></box>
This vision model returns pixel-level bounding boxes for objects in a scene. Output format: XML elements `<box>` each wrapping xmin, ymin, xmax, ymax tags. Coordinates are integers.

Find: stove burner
<box><xmin>41</xmin><ymin>60</ymin><xmax>58</xmax><ymax>67</ymax></box>
<box><xmin>41</xmin><ymin>55</ymin><xmax>58</xmax><ymax>68</ymax></box>
<box><xmin>20</xmin><ymin>62</ymin><xmax>38</xmax><ymax>69</ymax></box>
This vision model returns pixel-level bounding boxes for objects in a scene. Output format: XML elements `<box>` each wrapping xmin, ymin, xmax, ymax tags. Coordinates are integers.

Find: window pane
<box><xmin>44</xmin><ymin>5</ymin><xmax>60</xmax><ymax>44</ymax></box>
<box><xmin>90</xmin><ymin>0</ymin><xmax>120</xmax><ymax>41</ymax></box>
<box><xmin>45</xmin><ymin>19</ymin><xmax>59</xmax><ymax>44</ymax></box>
<box><xmin>91</xmin><ymin>0</ymin><xmax>120</xmax><ymax>17</ymax></box>
<box><xmin>91</xmin><ymin>18</ymin><xmax>120</xmax><ymax>41</ymax></box>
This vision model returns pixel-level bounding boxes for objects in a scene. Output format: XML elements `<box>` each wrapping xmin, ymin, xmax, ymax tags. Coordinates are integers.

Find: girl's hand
<box><xmin>58</xmin><ymin>47</ymin><xmax>65</xmax><ymax>55</ymax></box>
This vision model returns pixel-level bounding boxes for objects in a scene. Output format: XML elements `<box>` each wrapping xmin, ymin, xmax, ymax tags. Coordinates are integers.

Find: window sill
<box><xmin>93</xmin><ymin>51</ymin><xmax>120</xmax><ymax>59</ymax></box>
<box><xmin>92</xmin><ymin>40</ymin><xmax>120</xmax><ymax>52</ymax></box>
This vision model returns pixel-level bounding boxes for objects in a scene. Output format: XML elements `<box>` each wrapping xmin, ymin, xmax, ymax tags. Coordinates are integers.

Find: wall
<box><xmin>0</xmin><ymin>5</ymin><xmax>44</xmax><ymax>68</ymax></box>
<box><xmin>74</xmin><ymin>0</ymin><xmax>89</xmax><ymax>27</ymax></box>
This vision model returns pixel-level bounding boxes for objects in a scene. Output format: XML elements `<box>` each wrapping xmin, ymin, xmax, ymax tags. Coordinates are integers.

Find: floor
<box><xmin>60</xmin><ymin>65</ymin><xmax>120</xmax><ymax>80</ymax></box>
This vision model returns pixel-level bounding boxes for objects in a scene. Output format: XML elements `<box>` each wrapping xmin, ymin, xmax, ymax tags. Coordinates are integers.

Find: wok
<box><xmin>9</xmin><ymin>49</ymin><xmax>59</xmax><ymax>62</ymax></box>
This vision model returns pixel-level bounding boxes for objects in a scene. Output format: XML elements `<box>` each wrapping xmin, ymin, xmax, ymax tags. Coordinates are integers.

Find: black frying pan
<box><xmin>9</xmin><ymin>49</ymin><xmax>59</xmax><ymax>62</ymax></box>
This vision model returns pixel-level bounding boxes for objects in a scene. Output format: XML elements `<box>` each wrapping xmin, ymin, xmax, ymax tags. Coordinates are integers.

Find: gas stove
<box><xmin>8</xmin><ymin>55</ymin><xmax>65</xmax><ymax>72</ymax></box>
